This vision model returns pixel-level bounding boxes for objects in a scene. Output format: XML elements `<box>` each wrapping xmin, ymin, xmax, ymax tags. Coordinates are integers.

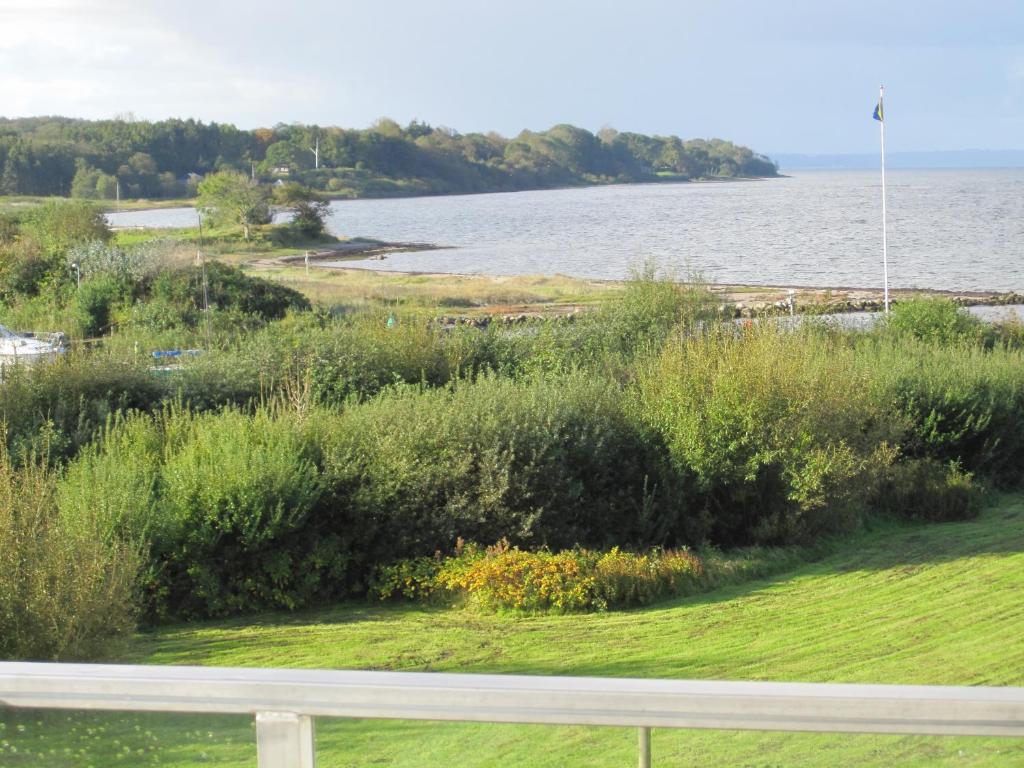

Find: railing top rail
<box><xmin>2</xmin><ymin>662</ymin><xmax>1024</xmax><ymax>736</ymax></box>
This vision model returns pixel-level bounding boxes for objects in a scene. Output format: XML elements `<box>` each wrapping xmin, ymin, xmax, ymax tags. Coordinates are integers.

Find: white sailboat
<box><xmin>0</xmin><ymin>325</ymin><xmax>65</xmax><ymax>368</ymax></box>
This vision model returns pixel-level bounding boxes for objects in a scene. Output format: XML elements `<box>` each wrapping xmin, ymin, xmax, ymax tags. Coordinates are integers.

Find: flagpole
<box><xmin>879</xmin><ymin>84</ymin><xmax>890</xmax><ymax>314</ymax></box>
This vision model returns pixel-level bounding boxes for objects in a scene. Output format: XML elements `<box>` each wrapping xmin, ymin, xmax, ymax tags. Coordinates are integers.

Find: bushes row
<box><xmin>57</xmin><ymin>373</ymin><xmax>671</xmax><ymax>619</ymax></box>
<box><xmin>8</xmin><ymin>301</ymin><xmax>1022</xmax><ymax>652</ymax></box>
<box><xmin>53</xmin><ymin>320</ymin><xmax>1010</xmax><ymax>625</ymax></box>
<box><xmin>0</xmin><ymin>310</ymin><xmax>510</xmax><ymax>463</ymax></box>
<box><xmin>0</xmin><ymin>267</ymin><xmax>719</xmax><ymax>463</ymax></box>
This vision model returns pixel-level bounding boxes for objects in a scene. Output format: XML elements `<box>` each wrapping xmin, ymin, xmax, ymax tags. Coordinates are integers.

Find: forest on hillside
<box><xmin>0</xmin><ymin>116</ymin><xmax>778</xmax><ymax>200</ymax></box>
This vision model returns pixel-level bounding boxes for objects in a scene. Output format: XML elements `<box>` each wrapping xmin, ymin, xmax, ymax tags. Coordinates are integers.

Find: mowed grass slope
<box><xmin>4</xmin><ymin>495</ymin><xmax>1024</xmax><ymax>766</ymax></box>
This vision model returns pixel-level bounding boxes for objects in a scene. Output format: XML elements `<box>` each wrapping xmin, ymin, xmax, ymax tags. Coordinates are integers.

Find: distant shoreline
<box><xmin>94</xmin><ymin>174</ymin><xmax>780</xmax><ymax>215</ymax></box>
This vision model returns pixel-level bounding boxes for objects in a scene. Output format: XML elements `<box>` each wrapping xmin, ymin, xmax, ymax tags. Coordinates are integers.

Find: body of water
<box><xmin>107</xmin><ymin>170</ymin><xmax>1024</xmax><ymax>291</ymax></box>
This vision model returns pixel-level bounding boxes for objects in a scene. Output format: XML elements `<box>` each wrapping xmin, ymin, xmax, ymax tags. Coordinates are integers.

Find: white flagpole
<box><xmin>879</xmin><ymin>84</ymin><xmax>890</xmax><ymax>314</ymax></box>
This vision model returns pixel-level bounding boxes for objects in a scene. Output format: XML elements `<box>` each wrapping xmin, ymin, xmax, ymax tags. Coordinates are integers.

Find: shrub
<box><xmin>58</xmin><ymin>406</ymin><xmax>345</xmax><ymax>620</ymax></box>
<box><xmin>596</xmin><ymin>262</ymin><xmax>718</xmax><ymax>357</ymax></box>
<box><xmin>157</xmin><ymin>408</ymin><xmax>334</xmax><ymax>618</ymax></box>
<box><xmin>302</xmin><ymin>311</ymin><xmax>454</xmax><ymax>401</ymax></box>
<box><xmin>518</xmin><ymin>265</ymin><xmax>718</xmax><ymax>376</ymax></box>
<box><xmin>23</xmin><ymin>199</ymin><xmax>112</xmax><ymax>257</ymax></box>
<box><xmin>320</xmin><ymin>373</ymin><xmax>681</xmax><ymax>571</ymax></box>
<box><xmin>146</xmin><ymin>261</ymin><xmax>311</xmax><ymax>327</ymax></box>
<box><xmin>883</xmin><ymin>297</ymin><xmax>984</xmax><ymax>345</ymax></box>
<box><xmin>986</xmin><ymin>313</ymin><xmax>1024</xmax><ymax>350</ymax></box>
<box><xmin>0</xmin><ymin>444</ymin><xmax>139</xmax><ymax>660</ymax></box>
<box><xmin>0</xmin><ymin>352</ymin><xmax>166</xmax><ymax>464</ymax></box>
<box><xmin>0</xmin><ymin>238</ymin><xmax>64</xmax><ymax>300</ymax></box>
<box><xmin>67</xmin><ymin>239</ymin><xmax>150</xmax><ymax>284</ymax></box>
<box><xmin>56</xmin><ymin>413</ymin><xmax>165</xmax><ymax>546</ymax></box>
<box><xmin>868</xmin><ymin>457</ymin><xmax>983</xmax><ymax>522</ymax></box>
<box><xmin>72</xmin><ymin>275</ymin><xmax>126</xmax><ymax>337</ymax></box>
<box><xmin>372</xmin><ymin>542</ymin><xmax>704</xmax><ymax>613</ymax></box>
<box><xmin>635</xmin><ymin>325</ymin><xmax>899</xmax><ymax>545</ymax></box>
<box><xmin>872</xmin><ymin>341</ymin><xmax>1024</xmax><ymax>484</ymax></box>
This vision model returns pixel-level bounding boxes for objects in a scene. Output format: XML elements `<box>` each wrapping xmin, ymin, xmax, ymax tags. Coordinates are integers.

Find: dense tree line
<box><xmin>0</xmin><ymin>116</ymin><xmax>777</xmax><ymax>200</ymax></box>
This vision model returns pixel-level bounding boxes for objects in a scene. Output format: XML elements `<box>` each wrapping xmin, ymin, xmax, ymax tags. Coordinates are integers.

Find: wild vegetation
<box><xmin>1</xmin><ymin>202</ymin><xmax>1023</xmax><ymax>660</ymax></box>
<box><xmin>0</xmin><ymin>116</ymin><xmax>777</xmax><ymax>200</ymax></box>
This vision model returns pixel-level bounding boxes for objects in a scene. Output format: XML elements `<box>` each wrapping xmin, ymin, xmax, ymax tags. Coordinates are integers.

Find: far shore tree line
<box><xmin>0</xmin><ymin>116</ymin><xmax>778</xmax><ymax>201</ymax></box>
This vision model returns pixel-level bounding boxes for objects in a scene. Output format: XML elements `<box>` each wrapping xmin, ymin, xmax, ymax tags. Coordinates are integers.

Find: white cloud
<box><xmin>0</xmin><ymin>0</ymin><xmax>325</xmax><ymax>123</ymax></box>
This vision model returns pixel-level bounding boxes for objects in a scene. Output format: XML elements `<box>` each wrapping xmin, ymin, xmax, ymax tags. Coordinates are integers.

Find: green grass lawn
<box><xmin>4</xmin><ymin>496</ymin><xmax>1024</xmax><ymax>766</ymax></box>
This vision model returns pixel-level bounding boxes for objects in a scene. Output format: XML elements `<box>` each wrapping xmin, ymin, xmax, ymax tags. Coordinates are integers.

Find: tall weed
<box><xmin>0</xmin><ymin>443</ymin><xmax>139</xmax><ymax>659</ymax></box>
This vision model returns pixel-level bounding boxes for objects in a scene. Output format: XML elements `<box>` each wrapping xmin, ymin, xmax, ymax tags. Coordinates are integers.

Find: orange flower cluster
<box><xmin>373</xmin><ymin>542</ymin><xmax>704</xmax><ymax>613</ymax></box>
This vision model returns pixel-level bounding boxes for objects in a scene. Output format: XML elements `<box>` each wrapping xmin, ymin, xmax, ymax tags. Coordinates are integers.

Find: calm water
<box><xmin>107</xmin><ymin>170</ymin><xmax>1024</xmax><ymax>291</ymax></box>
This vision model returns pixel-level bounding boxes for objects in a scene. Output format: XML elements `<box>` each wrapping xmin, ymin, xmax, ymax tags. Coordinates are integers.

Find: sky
<box><xmin>1</xmin><ymin>0</ymin><xmax>1023</xmax><ymax>155</ymax></box>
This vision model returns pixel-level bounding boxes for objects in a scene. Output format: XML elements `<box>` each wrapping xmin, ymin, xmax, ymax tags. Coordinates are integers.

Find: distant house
<box><xmin>271</xmin><ymin>166</ymin><xmax>291</xmax><ymax>177</ymax></box>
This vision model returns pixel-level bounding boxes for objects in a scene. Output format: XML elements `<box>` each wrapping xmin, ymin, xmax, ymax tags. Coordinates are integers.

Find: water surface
<box><xmin>108</xmin><ymin>170</ymin><xmax>1024</xmax><ymax>291</ymax></box>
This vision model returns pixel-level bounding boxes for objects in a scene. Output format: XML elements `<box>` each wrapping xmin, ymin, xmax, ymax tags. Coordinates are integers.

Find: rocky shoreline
<box><xmin>261</xmin><ymin>240</ymin><xmax>1024</xmax><ymax>322</ymax></box>
<box><xmin>726</xmin><ymin>290</ymin><xmax>1024</xmax><ymax>318</ymax></box>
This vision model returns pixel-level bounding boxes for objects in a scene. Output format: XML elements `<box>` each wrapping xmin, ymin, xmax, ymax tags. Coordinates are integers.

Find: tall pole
<box><xmin>309</xmin><ymin>137</ymin><xmax>320</xmax><ymax>170</ymax></box>
<box><xmin>197</xmin><ymin>213</ymin><xmax>212</xmax><ymax>349</ymax></box>
<box><xmin>878</xmin><ymin>84</ymin><xmax>890</xmax><ymax>314</ymax></box>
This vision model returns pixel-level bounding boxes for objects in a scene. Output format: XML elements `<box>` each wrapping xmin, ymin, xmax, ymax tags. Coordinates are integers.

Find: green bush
<box><xmin>883</xmin><ymin>298</ymin><xmax>984</xmax><ymax>345</ymax></box>
<box><xmin>0</xmin><ymin>444</ymin><xmax>139</xmax><ymax>660</ymax></box>
<box><xmin>986</xmin><ymin>313</ymin><xmax>1024</xmax><ymax>350</ymax></box>
<box><xmin>23</xmin><ymin>199</ymin><xmax>112</xmax><ymax>257</ymax></box>
<box><xmin>58</xmin><ymin>407</ymin><xmax>345</xmax><ymax>619</ymax></box>
<box><xmin>320</xmin><ymin>373</ymin><xmax>680</xmax><ymax>569</ymax></box>
<box><xmin>58</xmin><ymin>373</ymin><xmax>678</xmax><ymax>619</ymax></box>
<box><xmin>57</xmin><ymin>413</ymin><xmax>165</xmax><ymax>547</ymax></box>
<box><xmin>516</xmin><ymin>266</ymin><xmax>718</xmax><ymax>377</ymax></box>
<box><xmin>155</xmin><ymin>408</ymin><xmax>331</xmax><ymax>617</ymax></box>
<box><xmin>635</xmin><ymin>325</ymin><xmax>899</xmax><ymax>545</ymax></box>
<box><xmin>0</xmin><ymin>352</ymin><xmax>166</xmax><ymax>464</ymax></box>
<box><xmin>868</xmin><ymin>456</ymin><xmax>982</xmax><ymax>522</ymax></box>
<box><xmin>595</xmin><ymin>262</ymin><xmax>717</xmax><ymax>357</ymax></box>
<box><xmin>146</xmin><ymin>261</ymin><xmax>311</xmax><ymax>327</ymax></box>
<box><xmin>234</xmin><ymin>311</ymin><xmax>515</xmax><ymax>405</ymax></box>
<box><xmin>72</xmin><ymin>275</ymin><xmax>126</xmax><ymax>337</ymax></box>
<box><xmin>872</xmin><ymin>342</ymin><xmax>1024</xmax><ymax>484</ymax></box>
<box><xmin>0</xmin><ymin>237</ymin><xmax>72</xmax><ymax>301</ymax></box>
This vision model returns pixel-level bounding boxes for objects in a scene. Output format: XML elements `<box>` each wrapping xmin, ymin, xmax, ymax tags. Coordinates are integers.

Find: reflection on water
<box><xmin>107</xmin><ymin>170</ymin><xmax>1024</xmax><ymax>292</ymax></box>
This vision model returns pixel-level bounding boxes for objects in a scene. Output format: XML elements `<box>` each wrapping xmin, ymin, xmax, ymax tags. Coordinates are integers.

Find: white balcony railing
<box><xmin>2</xmin><ymin>662</ymin><xmax>1024</xmax><ymax>767</ymax></box>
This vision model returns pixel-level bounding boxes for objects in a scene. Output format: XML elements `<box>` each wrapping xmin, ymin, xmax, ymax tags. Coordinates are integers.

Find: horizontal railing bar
<box><xmin>2</xmin><ymin>663</ymin><xmax>1024</xmax><ymax>737</ymax></box>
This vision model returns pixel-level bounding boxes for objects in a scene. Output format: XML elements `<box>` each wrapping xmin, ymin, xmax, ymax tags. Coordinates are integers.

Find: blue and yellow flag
<box><xmin>873</xmin><ymin>100</ymin><xmax>884</xmax><ymax>122</ymax></box>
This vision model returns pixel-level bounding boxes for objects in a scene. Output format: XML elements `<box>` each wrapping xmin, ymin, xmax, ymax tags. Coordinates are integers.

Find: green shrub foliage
<box><xmin>872</xmin><ymin>342</ymin><xmax>1024</xmax><ymax>484</ymax></box>
<box><xmin>8</xmin><ymin>265</ymin><xmax>1024</xmax><ymax>634</ymax></box>
<box><xmin>0</xmin><ymin>444</ymin><xmax>139</xmax><ymax>659</ymax></box>
<box><xmin>146</xmin><ymin>261</ymin><xmax>310</xmax><ymax>326</ymax></box>
<box><xmin>883</xmin><ymin>297</ymin><xmax>985</xmax><ymax>345</ymax></box>
<box><xmin>59</xmin><ymin>408</ymin><xmax>340</xmax><ymax>619</ymax></box>
<box><xmin>319</xmin><ymin>373</ymin><xmax>679</xmax><ymax>568</ymax></box>
<box><xmin>635</xmin><ymin>325</ymin><xmax>900</xmax><ymax>545</ymax></box>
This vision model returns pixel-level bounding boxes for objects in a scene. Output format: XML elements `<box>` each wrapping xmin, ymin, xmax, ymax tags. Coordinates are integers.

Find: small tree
<box><xmin>24</xmin><ymin>200</ymin><xmax>112</xmax><ymax>256</ymax></box>
<box><xmin>196</xmin><ymin>171</ymin><xmax>271</xmax><ymax>240</ymax></box>
<box><xmin>273</xmin><ymin>183</ymin><xmax>331</xmax><ymax>239</ymax></box>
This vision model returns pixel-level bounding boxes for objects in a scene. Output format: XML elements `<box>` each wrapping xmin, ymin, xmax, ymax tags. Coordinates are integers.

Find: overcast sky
<box><xmin>2</xmin><ymin>0</ymin><xmax>1023</xmax><ymax>154</ymax></box>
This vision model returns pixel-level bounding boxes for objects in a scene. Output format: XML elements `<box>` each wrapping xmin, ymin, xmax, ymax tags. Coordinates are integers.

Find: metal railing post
<box><xmin>256</xmin><ymin>711</ymin><xmax>316</xmax><ymax>768</ymax></box>
<box><xmin>638</xmin><ymin>726</ymin><xmax>651</xmax><ymax>768</ymax></box>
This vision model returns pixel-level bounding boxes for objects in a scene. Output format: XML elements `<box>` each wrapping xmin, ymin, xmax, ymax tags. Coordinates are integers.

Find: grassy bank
<box><xmin>0</xmin><ymin>195</ymin><xmax>194</xmax><ymax>215</ymax></box>
<box><xmin>2</xmin><ymin>494</ymin><xmax>1023</xmax><ymax>766</ymax></box>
